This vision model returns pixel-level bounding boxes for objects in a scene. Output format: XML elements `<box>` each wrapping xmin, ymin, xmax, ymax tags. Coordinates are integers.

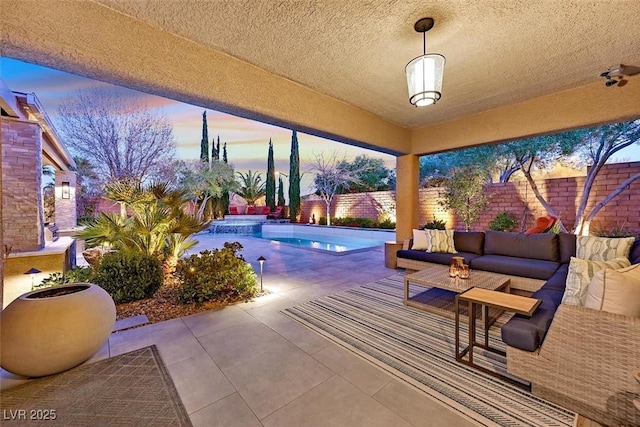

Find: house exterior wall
<box><xmin>1</xmin><ymin>117</ymin><xmax>44</xmax><ymax>252</ymax></box>
<box><xmin>55</xmin><ymin>170</ymin><xmax>78</xmax><ymax>229</ymax></box>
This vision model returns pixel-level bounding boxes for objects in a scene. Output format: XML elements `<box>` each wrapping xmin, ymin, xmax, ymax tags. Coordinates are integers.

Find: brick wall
<box><xmin>1</xmin><ymin>117</ymin><xmax>44</xmax><ymax>251</ymax></box>
<box><xmin>300</xmin><ymin>161</ymin><xmax>640</xmax><ymax>234</ymax></box>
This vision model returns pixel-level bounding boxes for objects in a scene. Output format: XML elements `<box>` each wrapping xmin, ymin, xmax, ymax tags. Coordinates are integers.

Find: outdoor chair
<box><xmin>260</xmin><ymin>206</ymin><xmax>271</xmax><ymax>215</ymax></box>
<box><xmin>267</xmin><ymin>206</ymin><xmax>284</xmax><ymax>219</ymax></box>
<box><xmin>229</xmin><ymin>206</ymin><xmax>239</xmax><ymax>215</ymax></box>
<box><xmin>246</xmin><ymin>206</ymin><xmax>256</xmax><ymax>215</ymax></box>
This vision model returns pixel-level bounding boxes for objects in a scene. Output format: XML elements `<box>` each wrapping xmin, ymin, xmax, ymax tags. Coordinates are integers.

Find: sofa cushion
<box><xmin>501</xmin><ymin>306</ymin><xmax>557</xmax><ymax>352</ymax></box>
<box><xmin>484</xmin><ymin>231</ymin><xmax>559</xmax><ymax>262</ymax></box>
<box><xmin>424</xmin><ymin>229</ymin><xmax>457</xmax><ymax>253</ymax></box>
<box><xmin>396</xmin><ymin>250</ymin><xmax>481</xmax><ymax>266</ymax></box>
<box><xmin>629</xmin><ymin>238</ymin><xmax>640</xmax><ymax>264</ymax></box>
<box><xmin>558</xmin><ymin>232</ymin><xmax>577</xmax><ymax>264</ymax></box>
<box><xmin>532</xmin><ymin>288</ymin><xmax>564</xmax><ymax>310</ymax></box>
<box><xmin>453</xmin><ymin>231</ymin><xmax>485</xmax><ymax>255</ymax></box>
<box><xmin>584</xmin><ymin>264</ymin><xmax>640</xmax><ymax>316</ymax></box>
<box><xmin>540</xmin><ymin>264</ymin><xmax>569</xmax><ymax>291</ymax></box>
<box><xmin>562</xmin><ymin>256</ymin><xmax>631</xmax><ymax>306</ymax></box>
<box><xmin>576</xmin><ymin>235</ymin><xmax>635</xmax><ymax>261</ymax></box>
<box><xmin>469</xmin><ymin>255</ymin><xmax>560</xmax><ymax>280</ymax></box>
<box><xmin>411</xmin><ymin>229</ymin><xmax>428</xmax><ymax>250</ymax></box>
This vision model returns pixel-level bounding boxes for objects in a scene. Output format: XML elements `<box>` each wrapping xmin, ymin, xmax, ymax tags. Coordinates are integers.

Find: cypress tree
<box><xmin>266</xmin><ymin>139</ymin><xmax>276</xmax><ymax>210</ymax></box>
<box><xmin>288</xmin><ymin>130</ymin><xmax>301</xmax><ymax>222</ymax></box>
<box><xmin>200</xmin><ymin>111</ymin><xmax>209</xmax><ymax>163</ymax></box>
<box><xmin>215</xmin><ymin>136</ymin><xmax>221</xmax><ymax>160</ymax></box>
<box><xmin>277</xmin><ymin>176</ymin><xmax>285</xmax><ymax>206</ymax></box>
<box><xmin>223</xmin><ymin>142</ymin><xmax>228</xmax><ymax>163</ymax></box>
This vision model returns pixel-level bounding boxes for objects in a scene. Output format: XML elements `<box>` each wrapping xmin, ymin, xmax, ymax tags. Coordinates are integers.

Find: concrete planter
<box><xmin>0</xmin><ymin>283</ymin><xmax>116</xmax><ymax>377</ymax></box>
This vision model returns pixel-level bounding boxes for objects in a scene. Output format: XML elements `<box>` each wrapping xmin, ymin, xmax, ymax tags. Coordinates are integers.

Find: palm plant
<box><xmin>236</xmin><ymin>170</ymin><xmax>266</xmax><ymax>205</ymax></box>
<box><xmin>78</xmin><ymin>181</ymin><xmax>210</xmax><ymax>281</ymax></box>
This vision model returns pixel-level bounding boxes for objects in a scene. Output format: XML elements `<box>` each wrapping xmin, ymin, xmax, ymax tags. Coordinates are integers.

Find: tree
<box><xmin>236</xmin><ymin>170</ymin><xmax>266</xmax><ymax>205</ymax></box>
<box><xmin>277</xmin><ymin>176</ymin><xmax>285</xmax><ymax>207</ymax></box>
<box><xmin>58</xmin><ymin>89</ymin><xmax>176</xmax><ymax>182</ymax></box>
<box><xmin>573</xmin><ymin>120</ymin><xmax>640</xmax><ymax>234</ymax></box>
<box><xmin>223</xmin><ymin>142</ymin><xmax>228</xmax><ymax>163</ymax></box>
<box><xmin>200</xmin><ymin>111</ymin><xmax>209</xmax><ymax>164</ymax></box>
<box><xmin>336</xmin><ymin>154</ymin><xmax>395</xmax><ymax>193</ymax></box>
<box><xmin>215</xmin><ymin>136</ymin><xmax>221</xmax><ymax>161</ymax></box>
<box><xmin>440</xmin><ymin>166</ymin><xmax>490</xmax><ymax>231</ymax></box>
<box><xmin>288</xmin><ymin>130</ymin><xmax>301</xmax><ymax>222</ymax></box>
<box><xmin>311</xmin><ymin>151</ymin><xmax>361</xmax><ymax>226</ymax></box>
<box><xmin>265</xmin><ymin>139</ymin><xmax>276</xmax><ymax>210</ymax></box>
<box><xmin>174</xmin><ymin>160</ymin><xmax>237</xmax><ymax>220</ymax></box>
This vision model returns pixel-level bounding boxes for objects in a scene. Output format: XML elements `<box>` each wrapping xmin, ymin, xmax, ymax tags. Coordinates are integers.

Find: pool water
<box><xmin>257</xmin><ymin>233</ymin><xmax>384</xmax><ymax>254</ymax></box>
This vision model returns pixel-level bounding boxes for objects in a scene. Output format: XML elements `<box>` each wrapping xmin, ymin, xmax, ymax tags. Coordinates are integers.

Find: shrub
<box><xmin>378</xmin><ymin>218</ymin><xmax>396</xmax><ymax>229</ymax></box>
<box><xmin>92</xmin><ymin>251</ymin><xmax>163</xmax><ymax>303</ymax></box>
<box><xmin>589</xmin><ymin>221</ymin><xmax>637</xmax><ymax>238</ymax></box>
<box><xmin>488</xmin><ymin>211</ymin><xmax>518</xmax><ymax>232</ymax></box>
<box><xmin>423</xmin><ymin>217</ymin><xmax>446</xmax><ymax>230</ymax></box>
<box><xmin>175</xmin><ymin>242</ymin><xmax>258</xmax><ymax>304</ymax></box>
<box><xmin>35</xmin><ymin>266</ymin><xmax>93</xmax><ymax>290</ymax></box>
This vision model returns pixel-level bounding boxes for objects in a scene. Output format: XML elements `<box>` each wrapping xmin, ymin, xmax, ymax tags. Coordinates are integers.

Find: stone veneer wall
<box><xmin>1</xmin><ymin>117</ymin><xmax>44</xmax><ymax>252</ymax></box>
<box><xmin>55</xmin><ymin>170</ymin><xmax>78</xmax><ymax>229</ymax></box>
<box><xmin>300</xmin><ymin>162</ymin><xmax>640</xmax><ymax>234</ymax></box>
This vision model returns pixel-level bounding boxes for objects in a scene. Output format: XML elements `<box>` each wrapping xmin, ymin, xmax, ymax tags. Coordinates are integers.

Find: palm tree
<box><xmin>236</xmin><ymin>170</ymin><xmax>266</xmax><ymax>205</ymax></box>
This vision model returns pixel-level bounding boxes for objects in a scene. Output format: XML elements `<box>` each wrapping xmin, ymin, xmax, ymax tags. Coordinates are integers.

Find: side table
<box><xmin>384</xmin><ymin>241</ymin><xmax>403</xmax><ymax>269</ymax></box>
<box><xmin>455</xmin><ymin>287</ymin><xmax>541</xmax><ymax>386</ymax></box>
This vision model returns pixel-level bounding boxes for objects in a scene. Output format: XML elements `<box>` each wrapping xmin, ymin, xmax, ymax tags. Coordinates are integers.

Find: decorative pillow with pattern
<box><xmin>584</xmin><ymin>264</ymin><xmax>640</xmax><ymax>316</ymax></box>
<box><xmin>424</xmin><ymin>229</ymin><xmax>457</xmax><ymax>253</ymax></box>
<box><xmin>576</xmin><ymin>236</ymin><xmax>635</xmax><ymax>262</ymax></box>
<box><xmin>411</xmin><ymin>229</ymin><xmax>428</xmax><ymax>250</ymax></box>
<box><xmin>562</xmin><ymin>256</ymin><xmax>631</xmax><ymax>306</ymax></box>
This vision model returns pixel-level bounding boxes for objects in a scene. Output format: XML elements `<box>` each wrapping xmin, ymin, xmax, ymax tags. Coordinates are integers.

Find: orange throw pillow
<box><xmin>525</xmin><ymin>215</ymin><xmax>557</xmax><ymax>234</ymax></box>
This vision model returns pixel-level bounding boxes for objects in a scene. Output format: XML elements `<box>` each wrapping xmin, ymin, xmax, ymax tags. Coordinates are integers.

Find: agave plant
<box><xmin>236</xmin><ymin>170</ymin><xmax>266</xmax><ymax>205</ymax></box>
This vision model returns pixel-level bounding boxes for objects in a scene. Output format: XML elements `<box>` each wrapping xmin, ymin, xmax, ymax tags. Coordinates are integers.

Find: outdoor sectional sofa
<box><xmin>397</xmin><ymin>230</ymin><xmax>640</xmax><ymax>426</ymax></box>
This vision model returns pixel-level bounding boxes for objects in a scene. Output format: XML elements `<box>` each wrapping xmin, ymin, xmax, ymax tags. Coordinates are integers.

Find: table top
<box><xmin>404</xmin><ymin>266</ymin><xmax>510</xmax><ymax>293</ymax></box>
<box><xmin>458</xmin><ymin>287</ymin><xmax>541</xmax><ymax>316</ymax></box>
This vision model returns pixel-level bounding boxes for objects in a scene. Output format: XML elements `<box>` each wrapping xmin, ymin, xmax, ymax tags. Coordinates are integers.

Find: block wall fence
<box><xmin>300</xmin><ymin>162</ymin><xmax>640</xmax><ymax>234</ymax></box>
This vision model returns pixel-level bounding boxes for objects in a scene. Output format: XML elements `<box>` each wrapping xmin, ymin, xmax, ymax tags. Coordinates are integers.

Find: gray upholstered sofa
<box><xmin>397</xmin><ymin>230</ymin><xmax>640</xmax><ymax>425</ymax></box>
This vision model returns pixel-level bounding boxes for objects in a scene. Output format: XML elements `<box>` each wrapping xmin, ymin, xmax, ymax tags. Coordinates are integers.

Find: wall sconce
<box><xmin>257</xmin><ymin>256</ymin><xmax>266</xmax><ymax>293</ymax></box>
<box><xmin>61</xmin><ymin>182</ymin><xmax>70</xmax><ymax>199</ymax></box>
<box><xmin>406</xmin><ymin>17</ymin><xmax>445</xmax><ymax>107</ymax></box>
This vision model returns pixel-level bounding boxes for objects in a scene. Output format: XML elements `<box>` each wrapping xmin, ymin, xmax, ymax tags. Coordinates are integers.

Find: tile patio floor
<box><xmin>2</xmin><ymin>234</ymin><xmax>594</xmax><ymax>426</ymax></box>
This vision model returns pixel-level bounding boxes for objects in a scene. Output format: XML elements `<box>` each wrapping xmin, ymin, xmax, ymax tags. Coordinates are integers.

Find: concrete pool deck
<box><xmin>1</xmin><ymin>233</ymin><xmax>478</xmax><ymax>426</ymax></box>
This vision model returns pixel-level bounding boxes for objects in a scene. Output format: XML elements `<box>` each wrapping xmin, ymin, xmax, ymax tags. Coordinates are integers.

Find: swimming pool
<box><xmin>258</xmin><ymin>224</ymin><xmax>392</xmax><ymax>254</ymax></box>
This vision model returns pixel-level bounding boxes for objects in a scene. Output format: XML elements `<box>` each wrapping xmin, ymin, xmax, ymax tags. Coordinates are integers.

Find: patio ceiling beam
<box><xmin>412</xmin><ymin>76</ymin><xmax>640</xmax><ymax>155</ymax></box>
<box><xmin>0</xmin><ymin>0</ymin><xmax>410</xmax><ymax>156</ymax></box>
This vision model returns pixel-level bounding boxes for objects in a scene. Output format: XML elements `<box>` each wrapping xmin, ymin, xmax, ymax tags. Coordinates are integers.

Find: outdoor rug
<box><xmin>282</xmin><ymin>274</ymin><xmax>578</xmax><ymax>427</ymax></box>
<box><xmin>0</xmin><ymin>346</ymin><xmax>191</xmax><ymax>427</ymax></box>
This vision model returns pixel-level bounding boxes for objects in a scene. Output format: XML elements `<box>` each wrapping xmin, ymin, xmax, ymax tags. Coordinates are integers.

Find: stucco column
<box><xmin>395</xmin><ymin>154</ymin><xmax>419</xmax><ymax>241</ymax></box>
<box><xmin>55</xmin><ymin>170</ymin><xmax>78</xmax><ymax>229</ymax></box>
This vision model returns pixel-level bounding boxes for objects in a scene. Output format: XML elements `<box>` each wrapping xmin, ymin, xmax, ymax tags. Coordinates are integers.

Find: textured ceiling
<box><xmin>97</xmin><ymin>0</ymin><xmax>640</xmax><ymax>129</ymax></box>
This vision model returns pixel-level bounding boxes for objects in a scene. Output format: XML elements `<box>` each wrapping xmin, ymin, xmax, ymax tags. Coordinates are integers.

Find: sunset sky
<box><xmin>1</xmin><ymin>57</ymin><xmax>396</xmax><ymax>194</ymax></box>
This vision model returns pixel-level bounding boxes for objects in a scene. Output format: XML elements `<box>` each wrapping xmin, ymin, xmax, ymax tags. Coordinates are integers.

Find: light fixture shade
<box><xmin>406</xmin><ymin>53</ymin><xmax>445</xmax><ymax>107</ymax></box>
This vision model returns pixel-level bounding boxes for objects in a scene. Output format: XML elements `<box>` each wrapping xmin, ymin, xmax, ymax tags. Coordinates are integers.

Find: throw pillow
<box><xmin>576</xmin><ymin>236</ymin><xmax>635</xmax><ymax>262</ymax></box>
<box><xmin>411</xmin><ymin>229</ymin><xmax>428</xmax><ymax>250</ymax></box>
<box><xmin>562</xmin><ymin>257</ymin><xmax>631</xmax><ymax>306</ymax></box>
<box><xmin>424</xmin><ymin>229</ymin><xmax>457</xmax><ymax>253</ymax></box>
<box><xmin>584</xmin><ymin>264</ymin><xmax>640</xmax><ymax>316</ymax></box>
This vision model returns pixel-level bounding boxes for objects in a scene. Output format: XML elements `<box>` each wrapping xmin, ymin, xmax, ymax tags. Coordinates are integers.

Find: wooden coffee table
<box><xmin>403</xmin><ymin>266</ymin><xmax>511</xmax><ymax>322</ymax></box>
